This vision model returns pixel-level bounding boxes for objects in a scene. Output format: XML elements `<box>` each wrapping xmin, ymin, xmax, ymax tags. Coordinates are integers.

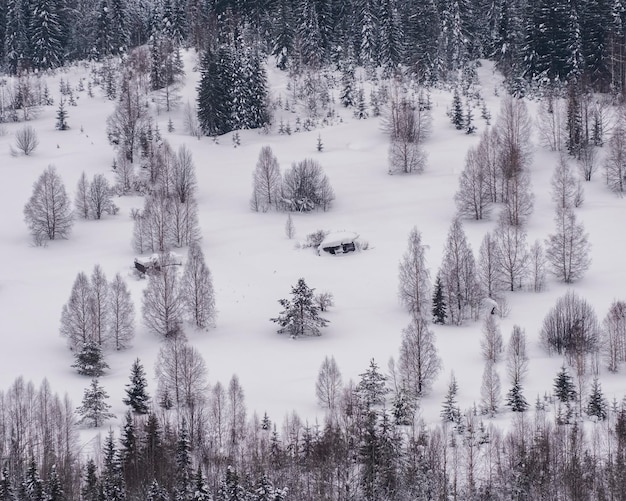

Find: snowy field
<box><xmin>1</xmin><ymin>52</ymin><xmax>625</xmax><ymax>449</ymax></box>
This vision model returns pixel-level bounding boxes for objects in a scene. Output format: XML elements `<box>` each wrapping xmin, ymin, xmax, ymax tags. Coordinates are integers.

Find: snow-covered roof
<box><xmin>318</xmin><ymin>231</ymin><xmax>359</xmax><ymax>249</ymax></box>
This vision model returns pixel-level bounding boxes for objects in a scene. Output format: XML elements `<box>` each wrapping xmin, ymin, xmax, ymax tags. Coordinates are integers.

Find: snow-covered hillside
<box><xmin>1</xmin><ymin>53</ymin><xmax>625</xmax><ymax>452</ymax></box>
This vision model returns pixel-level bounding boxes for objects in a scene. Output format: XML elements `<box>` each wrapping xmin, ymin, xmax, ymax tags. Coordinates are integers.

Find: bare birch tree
<box><xmin>75</xmin><ymin>171</ymin><xmax>90</xmax><ymax>219</ymax></box>
<box><xmin>142</xmin><ymin>257</ymin><xmax>183</xmax><ymax>338</ymax></box>
<box><xmin>23</xmin><ymin>165</ymin><xmax>73</xmax><ymax>243</ymax></box>
<box><xmin>493</xmin><ymin>216</ymin><xmax>529</xmax><ymax>291</ymax></box>
<box><xmin>528</xmin><ymin>240</ymin><xmax>547</xmax><ymax>292</ymax></box>
<box><xmin>506</xmin><ymin>325</ymin><xmax>529</xmax><ymax>388</ymax></box>
<box><xmin>398</xmin><ymin>226</ymin><xmax>431</xmax><ymax>317</ymax></box>
<box><xmin>480</xmin><ymin>360</ymin><xmax>501</xmax><ymax>417</ymax></box>
<box><xmin>90</xmin><ymin>265</ymin><xmax>109</xmax><ymax>346</ymax></box>
<box><xmin>315</xmin><ymin>355</ymin><xmax>343</xmax><ymax>415</ymax></box>
<box><xmin>60</xmin><ymin>272</ymin><xmax>93</xmax><ymax>350</ymax></box>
<box><xmin>602</xmin><ymin>300</ymin><xmax>626</xmax><ymax>373</ymax></box>
<box><xmin>251</xmin><ymin>146</ymin><xmax>282</xmax><ymax>212</ymax></box>
<box><xmin>481</xmin><ymin>315</ymin><xmax>504</xmax><ymax>363</ymax></box>
<box><xmin>398</xmin><ymin>313</ymin><xmax>441</xmax><ymax>397</ymax></box>
<box><xmin>454</xmin><ymin>146</ymin><xmax>492</xmax><ymax>220</ymax></box>
<box><xmin>181</xmin><ymin>242</ymin><xmax>216</xmax><ymax>329</ymax></box>
<box><xmin>108</xmin><ymin>273</ymin><xmax>135</xmax><ymax>350</ymax></box>
<box><xmin>605</xmin><ymin>126</ymin><xmax>626</xmax><ymax>194</ymax></box>
<box><xmin>545</xmin><ymin>207</ymin><xmax>591</xmax><ymax>283</ymax></box>
<box><xmin>88</xmin><ymin>174</ymin><xmax>114</xmax><ymax>219</ymax></box>
<box><xmin>478</xmin><ymin>232</ymin><xmax>503</xmax><ymax>300</ymax></box>
<box><xmin>440</xmin><ymin>218</ymin><xmax>480</xmax><ymax>325</ymax></box>
<box><xmin>551</xmin><ymin>156</ymin><xmax>583</xmax><ymax>209</ymax></box>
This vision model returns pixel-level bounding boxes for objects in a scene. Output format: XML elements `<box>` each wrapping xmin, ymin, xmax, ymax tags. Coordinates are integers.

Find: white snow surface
<box><xmin>1</xmin><ymin>54</ymin><xmax>625</xmax><ymax>451</ymax></box>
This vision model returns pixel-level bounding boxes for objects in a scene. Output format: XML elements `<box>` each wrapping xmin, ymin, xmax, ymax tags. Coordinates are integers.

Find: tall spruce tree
<box><xmin>31</xmin><ymin>0</ymin><xmax>63</xmax><ymax>70</ymax></box>
<box><xmin>123</xmin><ymin>358</ymin><xmax>150</xmax><ymax>414</ymax></box>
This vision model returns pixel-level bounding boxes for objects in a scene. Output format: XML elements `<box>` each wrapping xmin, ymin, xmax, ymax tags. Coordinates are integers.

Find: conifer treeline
<box><xmin>2</xmin><ymin>0</ymin><xmax>626</xmax><ymax>93</ymax></box>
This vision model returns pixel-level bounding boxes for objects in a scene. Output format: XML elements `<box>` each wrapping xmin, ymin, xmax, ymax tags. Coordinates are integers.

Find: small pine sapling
<box><xmin>56</xmin><ymin>99</ymin><xmax>69</xmax><ymax>130</ymax></box>
<box><xmin>317</xmin><ymin>134</ymin><xmax>323</xmax><ymax>152</ymax></box>
<box><xmin>167</xmin><ymin>118</ymin><xmax>175</xmax><ymax>132</ymax></box>
<box><xmin>432</xmin><ymin>273</ymin><xmax>447</xmax><ymax>324</ymax></box>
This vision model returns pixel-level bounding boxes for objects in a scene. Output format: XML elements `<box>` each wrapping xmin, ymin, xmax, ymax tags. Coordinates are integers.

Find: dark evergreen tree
<box><xmin>0</xmin><ymin>464</ymin><xmax>16</xmax><ymax>501</ymax></box>
<box><xmin>101</xmin><ymin>431</ymin><xmax>126</xmax><ymax>501</ymax></box>
<box><xmin>432</xmin><ymin>273</ymin><xmax>447</xmax><ymax>325</ymax></box>
<box><xmin>378</xmin><ymin>0</ymin><xmax>403</xmax><ymax>75</ymax></box>
<box><xmin>450</xmin><ymin>88</ymin><xmax>464</xmax><ymax>130</ymax></box>
<box><xmin>77</xmin><ymin>378</ymin><xmax>115</xmax><ymax>427</ymax></box>
<box><xmin>298</xmin><ymin>0</ymin><xmax>323</xmax><ymax>68</ymax></box>
<box><xmin>356</xmin><ymin>358</ymin><xmax>388</xmax><ymax>409</ymax></box>
<box><xmin>71</xmin><ymin>341</ymin><xmax>109</xmax><ymax>377</ymax></box>
<box><xmin>587</xmin><ymin>377</ymin><xmax>608</xmax><ymax>420</ymax></box>
<box><xmin>554</xmin><ymin>365</ymin><xmax>577</xmax><ymax>403</ymax></box>
<box><xmin>506</xmin><ymin>376</ymin><xmax>529</xmax><ymax>412</ymax></box>
<box><xmin>4</xmin><ymin>0</ymin><xmax>28</xmax><ymax>74</ymax></box>
<box><xmin>272</xmin><ymin>0</ymin><xmax>294</xmax><ymax>70</ymax></box>
<box><xmin>94</xmin><ymin>0</ymin><xmax>113</xmax><ymax>59</ymax></box>
<box><xmin>81</xmin><ymin>459</ymin><xmax>100</xmax><ymax>501</ymax></box>
<box><xmin>270</xmin><ymin>278</ymin><xmax>329</xmax><ymax>338</ymax></box>
<box><xmin>358</xmin><ymin>0</ymin><xmax>379</xmax><ymax>68</ymax></box>
<box><xmin>31</xmin><ymin>0</ymin><xmax>64</xmax><ymax>70</ymax></box>
<box><xmin>55</xmin><ymin>99</ymin><xmax>69</xmax><ymax>130</ymax></box>
<box><xmin>403</xmin><ymin>0</ymin><xmax>441</xmax><ymax>83</ymax></box>
<box><xmin>339</xmin><ymin>62</ymin><xmax>355</xmax><ymax>107</ymax></box>
<box><xmin>217</xmin><ymin>466</ymin><xmax>247</xmax><ymax>501</ymax></box>
<box><xmin>191</xmin><ymin>466</ymin><xmax>211</xmax><ymax>501</ymax></box>
<box><xmin>45</xmin><ymin>465</ymin><xmax>63</xmax><ymax>501</ymax></box>
<box><xmin>197</xmin><ymin>47</ymin><xmax>232</xmax><ymax>136</ymax></box>
<box><xmin>174</xmin><ymin>421</ymin><xmax>192</xmax><ymax>500</ymax></box>
<box><xmin>581</xmin><ymin>0</ymin><xmax>612</xmax><ymax>90</ymax></box>
<box><xmin>119</xmin><ymin>411</ymin><xmax>139</xmax><ymax>493</ymax></box>
<box><xmin>440</xmin><ymin>373</ymin><xmax>461</xmax><ymax>424</ymax></box>
<box><xmin>123</xmin><ymin>358</ymin><xmax>150</xmax><ymax>414</ymax></box>
<box><xmin>146</xmin><ymin>480</ymin><xmax>169</xmax><ymax>501</ymax></box>
<box><xmin>22</xmin><ymin>459</ymin><xmax>45</xmax><ymax>501</ymax></box>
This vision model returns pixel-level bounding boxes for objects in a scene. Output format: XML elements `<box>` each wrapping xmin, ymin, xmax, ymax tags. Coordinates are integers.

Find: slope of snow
<box><xmin>0</xmin><ymin>55</ymin><xmax>625</xmax><ymax>450</ymax></box>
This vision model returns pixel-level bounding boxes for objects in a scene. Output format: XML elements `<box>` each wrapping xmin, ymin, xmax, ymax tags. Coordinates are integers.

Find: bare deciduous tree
<box><xmin>481</xmin><ymin>315</ymin><xmax>504</xmax><ymax>363</ymax></box>
<box><xmin>89</xmin><ymin>174</ymin><xmax>114</xmax><ymax>219</ymax></box>
<box><xmin>60</xmin><ymin>272</ymin><xmax>93</xmax><ymax>350</ymax></box>
<box><xmin>602</xmin><ymin>300</ymin><xmax>626</xmax><ymax>373</ymax></box>
<box><xmin>480</xmin><ymin>360</ymin><xmax>501</xmax><ymax>417</ymax></box>
<box><xmin>316</xmin><ymin>355</ymin><xmax>343</xmax><ymax>415</ymax></box>
<box><xmin>282</xmin><ymin>159</ymin><xmax>335</xmax><ymax>211</ymax></box>
<box><xmin>540</xmin><ymin>291</ymin><xmax>599</xmax><ymax>365</ymax></box>
<box><xmin>398</xmin><ymin>226</ymin><xmax>431</xmax><ymax>317</ymax></box>
<box><xmin>114</xmin><ymin>154</ymin><xmax>137</xmax><ymax>195</ymax></box>
<box><xmin>285</xmin><ymin>214</ymin><xmax>295</xmax><ymax>239</ymax></box>
<box><xmin>529</xmin><ymin>240</ymin><xmax>547</xmax><ymax>292</ymax></box>
<box><xmin>108</xmin><ymin>273</ymin><xmax>135</xmax><ymax>350</ymax></box>
<box><xmin>388</xmin><ymin>140</ymin><xmax>427</xmax><ymax>174</ymax></box>
<box><xmin>454</xmin><ymin>146</ymin><xmax>492</xmax><ymax>220</ymax></box>
<box><xmin>551</xmin><ymin>156</ymin><xmax>582</xmax><ymax>209</ymax></box>
<box><xmin>75</xmin><ymin>171</ymin><xmax>90</xmax><ymax>219</ymax></box>
<box><xmin>227</xmin><ymin>375</ymin><xmax>247</xmax><ymax>455</ymax></box>
<box><xmin>506</xmin><ymin>325</ymin><xmax>528</xmax><ymax>384</ymax></box>
<box><xmin>251</xmin><ymin>146</ymin><xmax>282</xmax><ymax>212</ymax></box>
<box><xmin>90</xmin><ymin>265</ymin><xmax>109</xmax><ymax>346</ymax></box>
<box><xmin>440</xmin><ymin>218</ymin><xmax>480</xmax><ymax>325</ymax></box>
<box><xmin>171</xmin><ymin>145</ymin><xmax>197</xmax><ymax>204</ymax></box>
<box><xmin>106</xmin><ymin>82</ymin><xmax>149</xmax><ymax>163</ymax></box>
<box><xmin>502</xmin><ymin>170</ymin><xmax>534</xmax><ymax>227</ymax></box>
<box><xmin>181</xmin><ymin>242</ymin><xmax>216</xmax><ymax>329</ymax></box>
<box><xmin>545</xmin><ymin>207</ymin><xmax>591</xmax><ymax>283</ymax></box>
<box><xmin>155</xmin><ymin>334</ymin><xmax>208</xmax><ymax>410</ymax></box>
<box><xmin>142</xmin><ymin>257</ymin><xmax>183</xmax><ymax>338</ymax></box>
<box><xmin>536</xmin><ymin>95</ymin><xmax>565</xmax><ymax>151</ymax></box>
<box><xmin>493</xmin><ymin>216</ymin><xmax>529</xmax><ymax>291</ymax></box>
<box><xmin>605</xmin><ymin>126</ymin><xmax>626</xmax><ymax>194</ymax></box>
<box><xmin>495</xmin><ymin>96</ymin><xmax>533</xmax><ymax>181</ymax></box>
<box><xmin>14</xmin><ymin>125</ymin><xmax>39</xmax><ymax>156</ymax></box>
<box><xmin>23</xmin><ymin>165</ymin><xmax>73</xmax><ymax>243</ymax></box>
<box><xmin>382</xmin><ymin>91</ymin><xmax>432</xmax><ymax>145</ymax></box>
<box><xmin>478</xmin><ymin>232</ymin><xmax>502</xmax><ymax>300</ymax></box>
<box><xmin>398</xmin><ymin>314</ymin><xmax>441</xmax><ymax>397</ymax></box>
<box><xmin>578</xmin><ymin>144</ymin><xmax>597</xmax><ymax>182</ymax></box>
